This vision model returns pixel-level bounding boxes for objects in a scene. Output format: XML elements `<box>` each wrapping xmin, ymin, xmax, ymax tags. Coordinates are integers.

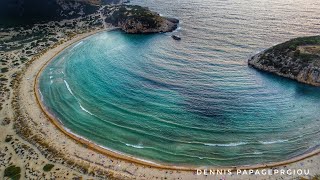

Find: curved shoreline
<box><xmin>31</xmin><ymin>29</ymin><xmax>320</xmax><ymax>172</ymax></box>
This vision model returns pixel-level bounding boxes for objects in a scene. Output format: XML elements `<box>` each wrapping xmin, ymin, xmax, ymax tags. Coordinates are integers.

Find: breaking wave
<box><xmin>125</xmin><ymin>143</ymin><xmax>144</xmax><ymax>149</ymax></box>
<box><xmin>259</xmin><ymin>140</ymin><xmax>288</xmax><ymax>145</ymax></box>
<box><xmin>204</xmin><ymin>142</ymin><xmax>247</xmax><ymax>147</ymax></box>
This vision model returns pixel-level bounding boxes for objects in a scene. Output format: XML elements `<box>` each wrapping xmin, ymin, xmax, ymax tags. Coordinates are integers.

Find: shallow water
<box><xmin>39</xmin><ymin>0</ymin><xmax>320</xmax><ymax>166</ymax></box>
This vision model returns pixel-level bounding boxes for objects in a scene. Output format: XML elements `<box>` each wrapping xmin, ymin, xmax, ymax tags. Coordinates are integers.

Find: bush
<box><xmin>20</xmin><ymin>57</ymin><xmax>28</xmax><ymax>62</ymax></box>
<box><xmin>43</xmin><ymin>164</ymin><xmax>54</xmax><ymax>172</ymax></box>
<box><xmin>4</xmin><ymin>165</ymin><xmax>21</xmax><ymax>180</ymax></box>
<box><xmin>299</xmin><ymin>53</ymin><xmax>318</xmax><ymax>62</ymax></box>
<box><xmin>274</xmin><ymin>36</ymin><xmax>320</xmax><ymax>53</ymax></box>
<box><xmin>5</xmin><ymin>135</ymin><xmax>12</xmax><ymax>142</ymax></box>
<box><xmin>1</xmin><ymin>67</ymin><xmax>8</xmax><ymax>73</ymax></box>
<box><xmin>294</xmin><ymin>49</ymin><xmax>300</xmax><ymax>57</ymax></box>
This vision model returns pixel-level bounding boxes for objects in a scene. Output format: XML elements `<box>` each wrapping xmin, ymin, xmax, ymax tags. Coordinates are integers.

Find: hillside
<box><xmin>0</xmin><ymin>0</ymin><xmax>121</xmax><ymax>26</ymax></box>
<box><xmin>249</xmin><ymin>36</ymin><xmax>320</xmax><ymax>86</ymax></box>
<box><xmin>104</xmin><ymin>5</ymin><xmax>179</xmax><ymax>33</ymax></box>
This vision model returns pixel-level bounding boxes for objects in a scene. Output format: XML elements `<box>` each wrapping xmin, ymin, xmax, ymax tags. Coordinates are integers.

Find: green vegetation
<box><xmin>5</xmin><ymin>135</ymin><xmax>12</xmax><ymax>142</ymax></box>
<box><xmin>263</xmin><ymin>36</ymin><xmax>320</xmax><ymax>63</ymax></box>
<box><xmin>253</xmin><ymin>36</ymin><xmax>320</xmax><ymax>79</ymax></box>
<box><xmin>298</xmin><ymin>53</ymin><xmax>319</xmax><ymax>63</ymax></box>
<box><xmin>4</xmin><ymin>165</ymin><xmax>21</xmax><ymax>180</ymax></box>
<box><xmin>270</xmin><ymin>36</ymin><xmax>320</xmax><ymax>52</ymax></box>
<box><xmin>49</xmin><ymin>38</ymin><xmax>58</xmax><ymax>42</ymax></box>
<box><xmin>1</xmin><ymin>67</ymin><xmax>8</xmax><ymax>73</ymax></box>
<box><xmin>0</xmin><ymin>77</ymin><xmax>8</xmax><ymax>82</ymax></box>
<box><xmin>107</xmin><ymin>5</ymin><xmax>160</xmax><ymax>28</ymax></box>
<box><xmin>20</xmin><ymin>57</ymin><xmax>28</xmax><ymax>63</ymax></box>
<box><xmin>43</xmin><ymin>164</ymin><xmax>55</xmax><ymax>172</ymax></box>
<box><xmin>26</xmin><ymin>51</ymin><xmax>32</xmax><ymax>55</ymax></box>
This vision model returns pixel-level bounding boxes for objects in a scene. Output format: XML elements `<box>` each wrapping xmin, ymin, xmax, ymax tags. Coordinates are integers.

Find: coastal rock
<box><xmin>248</xmin><ymin>36</ymin><xmax>320</xmax><ymax>86</ymax></box>
<box><xmin>104</xmin><ymin>5</ymin><xmax>179</xmax><ymax>33</ymax></box>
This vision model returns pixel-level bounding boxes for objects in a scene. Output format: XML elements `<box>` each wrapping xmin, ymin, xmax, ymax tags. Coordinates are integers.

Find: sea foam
<box><xmin>125</xmin><ymin>143</ymin><xmax>144</xmax><ymax>149</ymax></box>
<box><xmin>204</xmin><ymin>142</ymin><xmax>247</xmax><ymax>147</ymax></box>
<box><xmin>64</xmin><ymin>80</ymin><xmax>94</xmax><ymax>116</ymax></box>
<box><xmin>79</xmin><ymin>103</ymin><xmax>94</xmax><ymax>115</ymax></box>
<box><xmin>72</xmin><ymin>41</ymin><xmax>83</xmax><ymax>49</ymax></box>
<box><xmin>64</xmin><ymin>80</ymin><xmax>74</xmax><ymax>96</ymax></box>
<box><xmin>38</xmin><ymin>89</ymin><xmax>44</xmax><ymax>101</ymax></box>
<box><xmin>259</xmin><ymin>139</ymin><xmax>288</xmax><ymax>145</ymax></box>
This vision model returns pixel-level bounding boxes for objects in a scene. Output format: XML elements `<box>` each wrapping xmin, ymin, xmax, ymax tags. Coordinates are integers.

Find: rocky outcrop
<box><xmin>104</xmin><ymin>5</ymin><xmax>179</xmax><ymax>33</ymax></box>
<box><xmin>248</xmin><ymin>36</ymin><xmax>320</xmax><ymax>86</ymax></box>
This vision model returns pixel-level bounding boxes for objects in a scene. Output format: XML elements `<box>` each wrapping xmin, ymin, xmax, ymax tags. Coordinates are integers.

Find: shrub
<box><xmin>43</xmin><ymin>164</ymin><xmax>54</xmax><ymax>172</ymax></box>
<box><xmin>4</xmin><ymin>165</ymin><xmax>21</xmax><ymax>180</ymax></box>
<box><xmin>1</xmin><ymin>67</ymin><xmax>8</xmax><ymax>73</ymax></box>
<box><xmin>5</xmin><ymin>135</ymin><xmax>12</xmax><ymax>142</ymax></box>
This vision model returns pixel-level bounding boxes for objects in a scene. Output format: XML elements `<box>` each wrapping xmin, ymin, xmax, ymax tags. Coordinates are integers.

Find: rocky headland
<box><xmin>249</xmin><ymin>36</ymin><xmax>320</xmax><ymax>86</ymax></box>
<box><xmin>104</xmin><ymin>5</ymin><xmax>179</xmax><ymax>33</ymax></box>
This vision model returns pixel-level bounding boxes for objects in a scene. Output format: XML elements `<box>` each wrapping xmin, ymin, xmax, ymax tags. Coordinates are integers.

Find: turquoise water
<box><xmin>39</xmin><ymin>0</ymin><xmax>320</xmax><ymax>166</ymax></box>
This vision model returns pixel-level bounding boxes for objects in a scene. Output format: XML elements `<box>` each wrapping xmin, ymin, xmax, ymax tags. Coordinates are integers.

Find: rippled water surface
<box><xmin>39</xmin><ymin>0</ymin><xmax>320</xmax><ymax>166</ymax></box>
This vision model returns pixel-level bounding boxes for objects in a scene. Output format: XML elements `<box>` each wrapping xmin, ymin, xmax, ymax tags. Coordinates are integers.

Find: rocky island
<box><xmin>249</xmin><ymin>36</ymin><xmax>320</xmax><ymax>86</ymax></box>
<box><xmin>104</xmin><ymin>5</ymin><xmax>179</xmax><ymax>33</ymax></box>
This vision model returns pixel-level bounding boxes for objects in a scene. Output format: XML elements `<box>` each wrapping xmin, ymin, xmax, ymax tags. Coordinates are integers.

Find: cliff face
<box><xmin>104</xmin><ymin>5</ymin><xmax>179</xmax><ymax>33</ymax></box>
<box><xmin>248</xmin><ymin>36</ymin><xmax>320</xmax><ymax>86</ymax></box>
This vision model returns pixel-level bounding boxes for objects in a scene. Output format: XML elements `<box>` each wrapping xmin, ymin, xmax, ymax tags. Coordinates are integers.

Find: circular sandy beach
<box><xmin>17</xmin><ymin>29</ymin><xmax>320</xmax><ymax>179</ymax></box>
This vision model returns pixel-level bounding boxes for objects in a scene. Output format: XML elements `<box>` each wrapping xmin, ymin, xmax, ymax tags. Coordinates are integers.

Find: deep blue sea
<box><xmin>39</xmin><ymin>0</ymin><xmax>320</xmax><ymax>166</ymax></box>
